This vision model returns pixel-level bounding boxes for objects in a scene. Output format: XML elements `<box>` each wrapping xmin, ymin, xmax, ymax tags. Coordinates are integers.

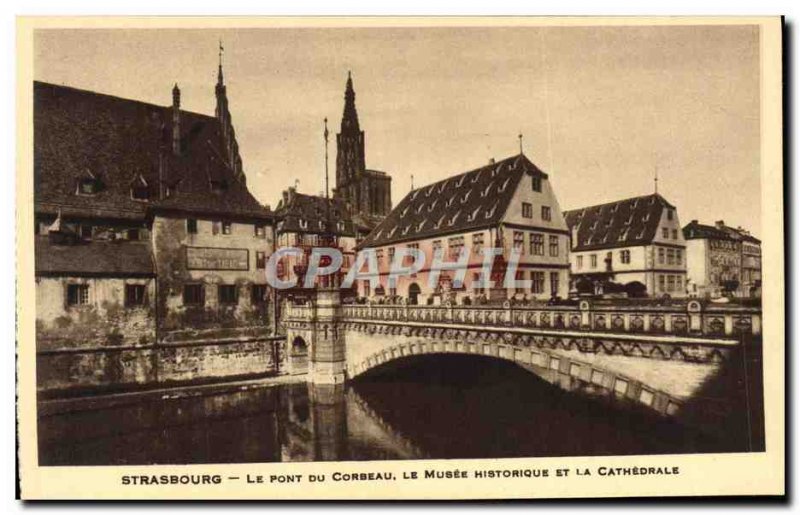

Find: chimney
<box><xmin>715</xmin><ymin>220</ymin><xmax>725</xmax><ymax>229</ymax></box>
<box><xmin>489</xmin><ymin>157</ymin><xmax>496</xmax><ymax>165</ymax></box>
<box><xmin>172</xmin><ymin>83</ymin><xmax>181</xmax><ymax>156</ymax></box>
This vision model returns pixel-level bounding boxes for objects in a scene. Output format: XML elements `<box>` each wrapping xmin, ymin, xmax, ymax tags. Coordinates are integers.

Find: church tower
<box><xmin>333</xmin><ymin>72</ymin><xmax>392</xmax><ymax>226</ymax></box>
<box><xmin>215</xmin><ymin>43</ymin><xmax>245</xmax><ymax>183</ymax></box>
<box><xmin>335</xmin><ymin>71</ymin><xmax>366</xmax><ymax>209</ymax></box>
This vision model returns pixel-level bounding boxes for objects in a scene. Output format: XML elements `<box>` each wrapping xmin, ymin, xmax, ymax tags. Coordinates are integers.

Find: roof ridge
<box><xmin>34</xmin><ymin>80</ymin><xmax>215</xmax><ymax>120</ymax></box>
<box><xmin>564</xmin><ymin>192</ymin><xmax>665</xmax><ymax>214</ymax></box>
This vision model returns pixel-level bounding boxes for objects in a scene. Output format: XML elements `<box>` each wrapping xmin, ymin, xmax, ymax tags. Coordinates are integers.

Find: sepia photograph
<box><xmin>15</xmin><ymin>16</ymin><xmax>784</xmax><ymax>500</ymax></box>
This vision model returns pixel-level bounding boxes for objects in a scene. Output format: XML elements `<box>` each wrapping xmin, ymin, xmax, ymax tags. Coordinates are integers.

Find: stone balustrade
<box><xmin>283</xmin><ymin>299</ymin><xmax>761</xmax><ymax>339</ymax></box>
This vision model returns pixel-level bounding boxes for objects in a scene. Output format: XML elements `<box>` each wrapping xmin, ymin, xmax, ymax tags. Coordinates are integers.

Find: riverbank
<box><xmin>38</xmin><ymin>373</ymin><xmax>307</xmax><ymax>416</ymax></box>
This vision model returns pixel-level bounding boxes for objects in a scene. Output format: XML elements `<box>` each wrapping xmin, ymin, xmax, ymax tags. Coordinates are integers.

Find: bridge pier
<box><xmin>290</xmin><ymin>288</ymin><xmax>346</xmax><ymax>385</ymax></box>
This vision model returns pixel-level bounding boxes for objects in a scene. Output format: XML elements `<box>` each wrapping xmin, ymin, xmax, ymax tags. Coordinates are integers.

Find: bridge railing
<box><xmin>336</xmin><ymin>300</ymin><xmax>761</xmax><ymax>338</ymax></box>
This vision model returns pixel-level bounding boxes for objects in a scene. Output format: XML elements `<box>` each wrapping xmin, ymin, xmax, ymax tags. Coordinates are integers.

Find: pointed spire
<box><xmin>217</xmin><ymin>39</ymin><xmax>225</xmax><ymax>86</ymax></box>
<box><xmin>341</xmin><ymin>70</ymin><xmax>360</xmax><ymax>133</ymax></box>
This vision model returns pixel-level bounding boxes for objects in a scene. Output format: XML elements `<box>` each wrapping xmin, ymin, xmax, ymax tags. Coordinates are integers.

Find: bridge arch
<box><xmin>346</xmin><ymin>338</ymin><xmax>684</xmax><ymax>418</ymax></box>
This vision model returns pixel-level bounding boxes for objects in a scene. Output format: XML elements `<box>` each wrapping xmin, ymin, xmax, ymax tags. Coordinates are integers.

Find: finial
<box><xmin>219</xmin><ymin>39</ymin><xmax>224</xmax><ymax>66</ymax></box>
<box><xmin>324</xmin><ymin>118</ymin><xmax>330</xmax><ymax>200</ymax></box>
<box><xmin>410</xmin><ymin>174</ymin><xmax>414</xmax><ymax>190</ymax></box>
<box><xmin>518</xmin><ymin>133</ymin><xmax>524</xmax><ymax>155</ymax></box>
<box><xmin>654</xmin><ymin>165</ymin><xmax>659</xmax><ymax>195</ymax></box>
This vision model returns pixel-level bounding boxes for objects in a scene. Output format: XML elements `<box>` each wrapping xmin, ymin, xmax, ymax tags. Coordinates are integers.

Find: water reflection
<box><xmin>39</xmin><ymin>355</ymin><xmax>734</xmax><ymax>466</ymax></box>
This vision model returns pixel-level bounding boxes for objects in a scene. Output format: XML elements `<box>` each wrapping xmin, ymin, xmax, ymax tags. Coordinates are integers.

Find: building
<box><xmin>357</xmin><ymin>153</ymin><xmax>571</xmax><ymax>305</ymax></box>
<box><xmin>682</xmin><ymin>220</ymin><xmax>762</xmax><ymax>298</ymax></box>
<box><xmin>564</xmin><ymin>193</ymin><xmax>687</xmax><ymax>298</ymax></box>
<box><xmin>34</xmin><ymin>62</ymin><xmax>276</xmax><ymax>348</ymax></box>
<box><xmin>333</xmin><ymin>72</ymin><xmax>392</xmax><ymax>234</ymax></box>
<box><xmin>274</xmin><ymin>187</ymin><xmax>358</xmax><ymax>297</ymax></box>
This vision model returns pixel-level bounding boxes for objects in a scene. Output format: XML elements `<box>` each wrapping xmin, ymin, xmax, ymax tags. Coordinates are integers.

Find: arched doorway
<box><xmin>408</xmin><ymin>283</ymin><xmax>421</xmax><ymax>305</ymax></box>
<box><xmin>288</xmin><ymin>336</ymin><xmax>309</xmax><ymax>375</ymax></box>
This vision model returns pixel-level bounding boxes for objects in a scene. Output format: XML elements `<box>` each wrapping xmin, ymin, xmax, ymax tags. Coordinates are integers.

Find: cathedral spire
<box><xmin>341</xmin><ymin>70</ymin><xmax>360</xmax><ymax>133</ymax></box>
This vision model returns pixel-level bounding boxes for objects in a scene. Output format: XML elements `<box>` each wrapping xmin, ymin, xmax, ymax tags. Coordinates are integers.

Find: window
<box><xmin>183</xmin><ymin>284</ymin><xmax>205</xmax><ymax>306</ymax></box>
<box><xmin>222</xmin><ymin>221</ymin><xmax>232</xmax><ymax>235</ymax></box>
<box><xmin>251</xmin><ymin>284</ymin><xmax>268</xmax><ymax>305</ymax></box>
<box><xmin>662</xmin><ymin>228</ymin><xmax>669</xmax><ymax>238</ymax></box>
<box><xmin>218</xmin><ymin>285</ymin><xmax>238</xmax><ymax>305</ymax></box>
<box><xmin>658</xmin><ymin>275</ymin><xmax>666</xmax><ymax>292</ymax></box>
<box><xmin>472</xmin><ymin>232</ymin><xmax>484</xmax><ymax>254</ymax></box>
<box><xmin>576</xmin><ymin>255</ymin><xmax>583</xmax><ymax>270</ymax></box>
<box><xmin>211</xmin><ymin>221</ymin><xmax>221</xmax><ymax>235</ymax></box>
<box><xmin>80</xmin><ymin>225</ymin><xmax>93</xmax><ymax>240</ymax></box>
<box><xmin>522</xmin><ymin>202</ymin><xmax>533</xmax><ymax>218</ymax></box>
<box><xmin>532</xmin><ymin>175</ymin><xmax>542</xmax><ymax>192</ymax></box>
<box><xmin>513</xmin><ymin>231</ymin><xmax>524</xmax><ymax>252</ymax></box>
<box><xmin>125</xmin><ymin>284</ymin><xmax>146</xmax><ymax>307</ymax></box>
<box><xmin>256</xmin><ymin>251</ymin><xmax>266</xmax><ymax>269</ymax></box>
<box><xmin>549</xmin><ymin>235</ymin><xmax>559</xmax><ymax>257</ymax></box>
<box><xmin>187</xmin><ymin>219</ymin><xmax>198</xmax><ymax>234</ymax></box>
<box><xmin>514</xmin><ymin>271</ymin><xmax>525</xmax><ymax>293</ymax></box>
<box><xmin>667</xmin><ymin>209</ymin><xmax>674</xmax><ymax>221</ymax></box>
<box><xmin>531</xmin><ymin>271</ymin><xmax>545</xmax><ymax>294</ymax></box>
<box><xmin>127</xmin><ymin>228</ymin><xmax>140</xmax><ymax>241</ymax></box>
<box><xmin>448</xmin><ymin>237</ymin><xmax>464</xmax><ymax>259</ymax></box>
<box><xmin>131</xmin><ymin>185</ymin><xmax>150</xmax><ymax>201</ymax></box>
<box><xmin>432</xmin><ymin>240</ymin><xmax>442</xmax><ymax>254</ymax></box>
<box><xmin>620</xmin><ymin>250</ymin><xmax>631</xmax><ymax>264</ymax></box>
<box><xmin>66</xmin><ymin>284</ymin><xmax>89</xmax><ymax>306</ymax></box>
<box><xmin>666</xmin><ymin>248</ymin><xmax>675</xmax><ymax>265</ymax></box>
<box><xmin>472</xmin><ymin>272</ymin><xmax>484</xmax><ymax>293</ymax></box>
<box><xmin>590</xmin><ymin>254</ymin><xmax>598</xmax><ymax>268</ymax></box>
<box><xmin>675</xmin><ymin>249</ymin><xmax>682</xmax><ymax>265</ymax></box>
<box><xmin>550</xmin><ymin>272</ymin><xmax>560</xmax><ymax>296</ymax></box>
<box><xmin>530</xmin><ymin>234</ymin><xmax>544</xmax><ymax>256</ymax></box>
<box><xmin>541</xmin><ymin>206</ymin><xmax>552</xmax><ymax>221</ymax></box>
<box><xmin>667</xmin><ymin>275</ymin><xmax>676</xmax><ymax>292</ymax></box>
<box><xmin>77</xmin><ymin>178</ymin><xmax>99</xmax><ymax>195</ymax></box>
<box><xmin>675</xmin><ymin>275</ymin><xmax>683</xmax><ymax>292</ymax></box>
<box><xmin>658</xmin><ymin>247</ymin><xmax>666</xmax><ymax>264</ymax></box>
<box><xmin>388</xmin><ymin>247</ymin><xmax>396</xmax><ymax>263</ymax></box>
<box><xmin>672</xmin><ymin>229</ymin><xmax>678</xmax><ymax>239</ymax></box>
<box><xmin>255</xmin><ymin>224</ymin><xmax>266</xmax><ymax>238</ymax></box>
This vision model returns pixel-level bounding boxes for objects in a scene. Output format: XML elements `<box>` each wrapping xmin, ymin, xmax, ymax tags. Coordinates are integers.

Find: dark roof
<box><xmin>564</xmin><ymin>193</ymin><xmax>675</xmax><ymax>252</ymax></box>
<box><xmin>360</xmin><ymin>154</ymin><xmax>546</xmax><ymax>248</ymax></box>
<box><xmin>275</xmin><ymin>191</ymin><xmax>356</xmax><ymax>237</ymax></box>
<box><xmin>34</xmin><ymin>81</ymin><xmax>272</xmax><ymax>221</ymax></box>
<box><xmin>682</xmin><ymin>221</ymin><xmax>761</xmax><ymax>244</ymax></box>
<box><xmin>35</xmin><ymin>236</ymin><xmax>155</xmax><ymax>276</ymax></box>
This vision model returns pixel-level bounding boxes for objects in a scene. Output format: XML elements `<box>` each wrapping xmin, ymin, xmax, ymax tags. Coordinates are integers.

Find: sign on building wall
<box><xmin>186</xmin><ymin>247</ymin><xmax>249</xmax><ymax>271</ymax></box>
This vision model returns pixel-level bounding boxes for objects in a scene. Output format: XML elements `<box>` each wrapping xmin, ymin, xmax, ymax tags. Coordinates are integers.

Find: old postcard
<box><xmin>16</xmin><ymin>16</ymin><xmax>784</xmax><ymax>500</ymax></box>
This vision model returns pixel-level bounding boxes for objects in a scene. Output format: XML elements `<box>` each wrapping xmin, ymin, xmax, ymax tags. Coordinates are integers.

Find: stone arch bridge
<box><xmin>282</xmin><ymin>290</ymin><xmax>761</xmax><ymax>423</ymax></box>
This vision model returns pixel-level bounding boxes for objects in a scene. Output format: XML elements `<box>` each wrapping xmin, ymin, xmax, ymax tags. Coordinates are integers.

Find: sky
<box><xmin>34</xmin><ymin>25</ymin><xmax>761</xmax><ymax>235</ymax></box>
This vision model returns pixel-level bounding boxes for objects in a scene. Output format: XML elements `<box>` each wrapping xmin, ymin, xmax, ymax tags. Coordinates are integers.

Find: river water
<box><xmin>38</xmin><ymin>355</ymin><xmax>750</xmax><ymax>465</ymax></box>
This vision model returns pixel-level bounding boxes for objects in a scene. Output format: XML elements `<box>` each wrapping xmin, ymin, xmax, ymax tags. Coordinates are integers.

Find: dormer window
<box><xmin>434</xmin><ymin>214</ymin><xmax>446</xmax><ymax>229</ymax></box>
<box><xmin>299</xmin><ymin>219</ymin><xmax>308</xmax><ymax>230</ymax></box>
<box><xmin>485</xmin><ymin>201</ymin><xmax>498</xmax><ymax>218</ymax></box>
<box><xmin>417</xmin><ymin>219</ymin><xmax>427</xmax><ymax>232</ymax></box>
<box><xmin>471</xmin><ymin>170</ymin><xmax>482</xmax><ymax>184</ymax></box>
<box><xmin>130</xmin><ymin>175</ymin><xmax>150</xmax><ymax>201</ymax></box>
<box><xmin>461</xmin><ymin>190</ymin><xmax>472</xmax><ymax>204</ymax></box>
<box><xmin>77</xmin><ymin>178</ymin><xmax>100</xmax><ymax>195</ymax></box>
<box><xmin>428</xmin><ymin>199</ymin><xmax>438</xmax><ymax>212</ymax></box>
<box><xmin>456</xmin><ymin>176</ymin><xmax>465</xmax><ymax>188</ymax></box>
<box><xmin>498</xmin><ymin>177</ymin><xmax>511</xmax><ymax>192</ymax></box>
<box><xmin>449</xmin><ymin>210</ymin><xmax>461</xmax><ymax>226</ymax></box>
<box><xmin>76</xmin><ymin>169</ymin><xmax>103</xmax><ymax>196</ymax></box>
<box><xmin>481</xmin><ymin>181</ymin><xmax>494</xmax><ymax>198</ymax></box>
<box><xmin>468</xmin><ymin>205</ymin><xmax>481</xmax><ymax>222</ymax></box>
<box><xmin>210</xmin><ymin>179</ymin><xmax>228</xmax><ymax>194</ymax></box>
<box><xmin>425</xmin><ymin>186</ymin><xmax>434</xmax><ymax>197</ymax></box>
<box><xmin>387</xmin><ymin>226</ymin><xmax>398</xmax><ymax>238</ymax></box>
<box><xmin>416</xmin><ymin>203</ymin><xmax>426</xmax><ymax>214</ymax></box>
<box><xmin>532</xmin><ymin>175</ymin><xmax>542</xmax><ymax>192</ymax></box>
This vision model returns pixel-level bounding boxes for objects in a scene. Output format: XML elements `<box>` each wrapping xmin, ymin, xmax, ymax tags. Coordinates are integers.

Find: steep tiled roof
<box><xmin>564</xmin><ymin>193</ymin><xmax>675</xmax><ymax>252</ymax></box>
<box><xmin>275</xmin><ymin>191</ymin><xmax>356</xmax><ymax>237</ymax></box>
<box><xmin>35</xmin><ymin>236</ymin><xmax>155</xmax><ymax>277</ymax></box>
<box><xmin>34</xmin><ymin>81</ymin><xmax>272</xmax><ymax>221</ymax></box>
<box><xmin>683</xmin><ymin>220</ymin><xmax>761</xmax><ymax>244</ymax></box>
<box><xmin>360</xmin><ymin>154</ymin><xmax>546</xmax><ymax>248</ymax></box>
